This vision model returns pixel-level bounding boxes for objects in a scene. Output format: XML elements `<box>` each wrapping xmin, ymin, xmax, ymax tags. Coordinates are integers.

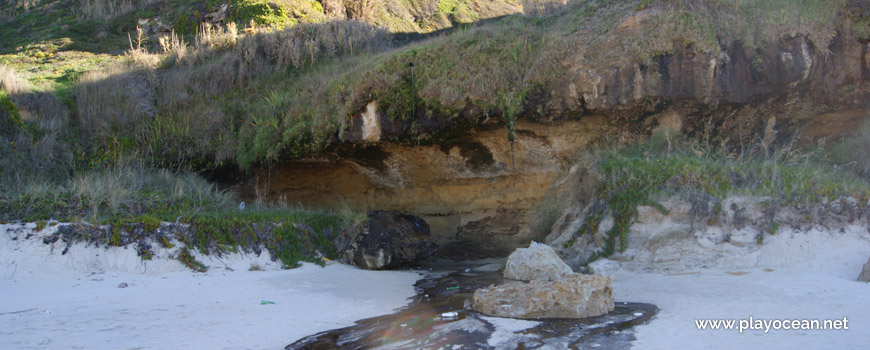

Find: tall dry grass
<box><xmin>1</xmin><ymin>65</ymin><xmax>75</xmax><ymax>191</ymax></box>
<box><xmin>103</xmin><ymin>19</ymin><xmax>389</xmax><ymax>168</ymax></box>
<box><xmin>76</xmin><ymin>62</ymin><xmax>156</xmax><ymax>140</ymax></box>
<box><xmin>2</xmin><ymin>65</ymin><xmax>70</xmax><ymax>133</ymax></box>
<box><xmin>0</xmin><ymin>64</ymin><xmax>29</xmax><ymax>95</ymax></box>
<box><xmin>69</xmin><ymin>162</ymin><xmax>233</xmax><ymax>216</ymax></box>
<box><xmin>258</xmin><ymin>20</ymin><xmax>390</xmax><ymax>69</ymax></box>
<box><xmin>1</xmin><ymin>161</ymin><xmax>236</xmax><ymax>221</ymax></box>
<box><xmin>165</xmin><ymin>20</ymin><xmax>390</xmax><ymax>68</ymax></box>
<box><xmin>1</xmin><ymin>63</ymin><xmax>234</xmax><ymax>221</ymax></box>
<box><xmin>831</xmin><ymin>118</ymin><xmax>870</xmax><ymax>178</ymax></box>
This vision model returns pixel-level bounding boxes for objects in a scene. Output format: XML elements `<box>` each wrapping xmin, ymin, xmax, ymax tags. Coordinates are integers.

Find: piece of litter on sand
<box><xmin>260</xmin><ymin>300</ymin><xmax>276</xmax><ymax>305</ymax></box>
<box><xmin>440</xmin><ymin>311</ymin><xmax>459</xmax><ymax>321</ymax></box>
<box><xmin>763</xmin><ymin>268</ymin><xmax>774</xmax><ymax>272</ymax></box>
<box><xmin>446</xmin><ymin>286</ymin><xmax>460</xmax><ymax>291</ymax></box>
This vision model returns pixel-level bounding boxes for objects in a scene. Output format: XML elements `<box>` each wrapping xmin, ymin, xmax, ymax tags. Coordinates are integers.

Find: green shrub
<box><xmin>160</xmin><ymin>235</ymin><xmax>175</xmax><ymax>248</ymax></box>
<box><xmin>173</xmin><ymin>12</ymin><xmax>194</xmax><ymax>37</ymax></box>
<box><xmin>0</xmin><ymin>90</ymin><xmax>23</xmax><ymax>134</ymax></box>
<box><xmin>139</xmin><ymin>213</ymin><xmax>162</xmax><ymax>232</ymax></box>
<box><xmin>438</xmin><ymin>0</ymin><xmax>460</xmax><ymax>14</ymax></box>
<box><xmin>109</xmin><ymin>225</ymin><xmax>122</xmax><ymax>246</ymax></box>
<box><xmin>177</xmin><ymin>247</ymin><xmax>208</xmax><ymax>272</ymax></box>
<box><xmin>577</xmin><ymin>136</ymin><xmax>870</xmax><ymax>263</ymax></box>
<box><xmin>231</xmin><ymin>0</ymin><xmax>295</xmax><ymax>28</ymax></box>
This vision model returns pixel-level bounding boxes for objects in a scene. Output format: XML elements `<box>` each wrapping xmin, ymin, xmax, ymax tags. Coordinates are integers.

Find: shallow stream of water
<box><xmin>285</xmin><ymin>259</ymin><xmax>657</xmax><ymax>350</ymax></box>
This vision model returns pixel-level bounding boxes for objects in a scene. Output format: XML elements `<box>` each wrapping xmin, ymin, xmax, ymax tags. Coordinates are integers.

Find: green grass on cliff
<box><xmin>567</xmin><ymin>129</ymin><xmax>870</xmax><ymax>262</ymax></box>
<box><xmin>3</xmin><ymin>0</ymin><xmax>868</xmax><ymax>170</ymax></box>
<box><xmin>0</xmin><ymin>162</ymin><xmax>360</xmax><ymax>269</ymax></box>
<box><xmin>32</xmin><ymin>0</ymin><xmax>868</xmax><ymax>174</ymax></box>
<box><xmin>4</xmin><ymin>0</ymin><xmax>870</xmax><ymax>221</ymax></box>
<box><xmin>3</xmin><ymin>0</ymin><xmax>870</xmax><ymax>271</ymax></box>
<box><xmin>4</xmin><ymin>0</ymin><xmax>868</xmax><ymax>176</ymax></box>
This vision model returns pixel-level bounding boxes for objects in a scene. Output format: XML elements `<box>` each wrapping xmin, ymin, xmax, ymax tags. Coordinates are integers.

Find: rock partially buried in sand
<box><xmin>343</xmin><ymin>211</ymin><xmax>438</xmax><ymax>270</ymax></box>
<box><xmin>858</xmin><ymin>257</ymin><xmax>870</xmax><ymax>283</ymax></box>
<box><xmin>472</xmin><ymin>274</ymin><xmax>614</xmax><ymax>319</ymax></box>
<box><xmin>504</xmin><ymin>241</ymin><xmax>573</xmax><ymax>281</ymax></box>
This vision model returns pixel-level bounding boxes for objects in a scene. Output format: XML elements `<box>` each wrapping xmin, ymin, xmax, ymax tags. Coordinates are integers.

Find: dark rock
<box><xmin>343</xmin><ymin>211</ymin><xmax>438</xmax><ymax>270</ymax></box>
<box><xmin>117</xmin><ymin>282</ymin><xmax>128</xmax><ymax>288</ymax></box>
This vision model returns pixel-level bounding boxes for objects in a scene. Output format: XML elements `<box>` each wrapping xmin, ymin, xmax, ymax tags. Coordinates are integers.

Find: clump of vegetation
<box><xmin>1</xmin><ymin>64</ymin><xmax>80</xmax><ymax>191</ymax></box>
<box><xmin>572</xmin><ymin>132</ymin><xmax>870</xmax><ymax>263</ymax></box>
<box><xmin>178</xmin><ymin>208</ymin><xmax>344</xmax><ymax>268</ymax></box>
<box><xmin>0</xmin><ymin>89</ymin><xmax>23</xmax><ymax>132</ymax></box>
<box><xmin>9</xmin><ymin>0</ymin><xmax>866</xmax><ymax>177</ymax></box>
<box><xmin>0</xmin><ymin>163</ymin><xmax>233</xmax><ymax>222</ymax></box>
<box><xmin>140</xmin><ymin>247</ymin><xmax>153</xmax><ymax>260</ymax></box>
<box><xmin>160</xmin><ymin>234</ymin><xmax>175</xmax><ymax>248</ymax></box>
<box><xmin>108</xmin><ymin>224</ymin><xmax>122</xmax><ymax>246</ymax></box>
<box><xmin>138</xmin><ymin>213</ymin><xmax>162</xmax><ymax>231</ymax></box>
<box><xmin>68</xmin><ymin>18</ymin><xmax>391</xmax><ymax>170</ymax></box>
<box><xmin>437</xmin><ymin>0</ymin><xmax>479</xmax><ymax>22</ymax></box>
<box><xmin>230</xmin><ymin>0</ymin><xmax>294</xmax><ymax>28</ymax></box>
<box><xmin>177</xmin><ymin>247</ymin><xmax>208</xmax><ymax>272</ymax></box>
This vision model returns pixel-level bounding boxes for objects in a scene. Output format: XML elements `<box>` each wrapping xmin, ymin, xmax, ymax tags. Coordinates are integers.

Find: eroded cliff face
<box><xmin>243</xmin><ymin>117</ymin><xmax>610</xmax><ymax>256</ymax></box>
<box><xmin>240</xmin><ymin>16</ymin><xmax>870</xmax><ymax>256</ymax></box>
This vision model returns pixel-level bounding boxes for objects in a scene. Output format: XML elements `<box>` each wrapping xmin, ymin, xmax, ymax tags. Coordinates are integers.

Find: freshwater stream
<box><xmin>285</xmin><ymin>259</ymin><xmax>658</xmax><ymax>350</ymax></box>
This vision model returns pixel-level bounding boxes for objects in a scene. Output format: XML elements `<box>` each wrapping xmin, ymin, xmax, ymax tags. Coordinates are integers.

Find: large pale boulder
<box><xmin>342</xmin><ymin>211</ymin><xmax>438</xmax><ymax>270</ymax></box>
<box><xmin>859</xmin><ymin>257</ymin><xmax>870</xmax><ymax>283</ymax></box>
<box><xmin>472</xmin><ymin>274</ymin><xmax>614</xmax><ymax>319</ymax></box>
<box><xmin>504</xmin><ymin>241</ymin><xmax>573</xmax><ymax>281</ymax></box>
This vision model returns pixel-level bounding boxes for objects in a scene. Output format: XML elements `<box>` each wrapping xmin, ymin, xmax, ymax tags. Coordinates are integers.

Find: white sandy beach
<box><xmin>0</xmin><ymin>223</ymin><xmax>421</xmax><ymax>350</ymax></box>
<box><xmin>609</xmin><ymin>224</ymin><xmax>870</xmax><ymax>350</ymax></box>
<box><xmin>2</xmin><ymin>221</ymin><xmax>869</xmax><ymax>349</ymax></box>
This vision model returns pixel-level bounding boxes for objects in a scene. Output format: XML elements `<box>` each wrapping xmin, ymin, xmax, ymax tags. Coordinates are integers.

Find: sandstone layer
<box><xmin>243</xmin><ymin>118</ymin><xmax>608</xmax><ymax>256</ymax></box>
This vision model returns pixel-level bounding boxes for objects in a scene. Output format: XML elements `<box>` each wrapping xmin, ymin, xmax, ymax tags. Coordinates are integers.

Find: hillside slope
<box><xmin>28</xmin><ymin>0</ymin><xmax>869</xmax><ymax>169</ymax></box>
<box><xmin>3</xmin><ymin>0</ymin><xmax>870</xmax><ymax>249</ymax></box>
